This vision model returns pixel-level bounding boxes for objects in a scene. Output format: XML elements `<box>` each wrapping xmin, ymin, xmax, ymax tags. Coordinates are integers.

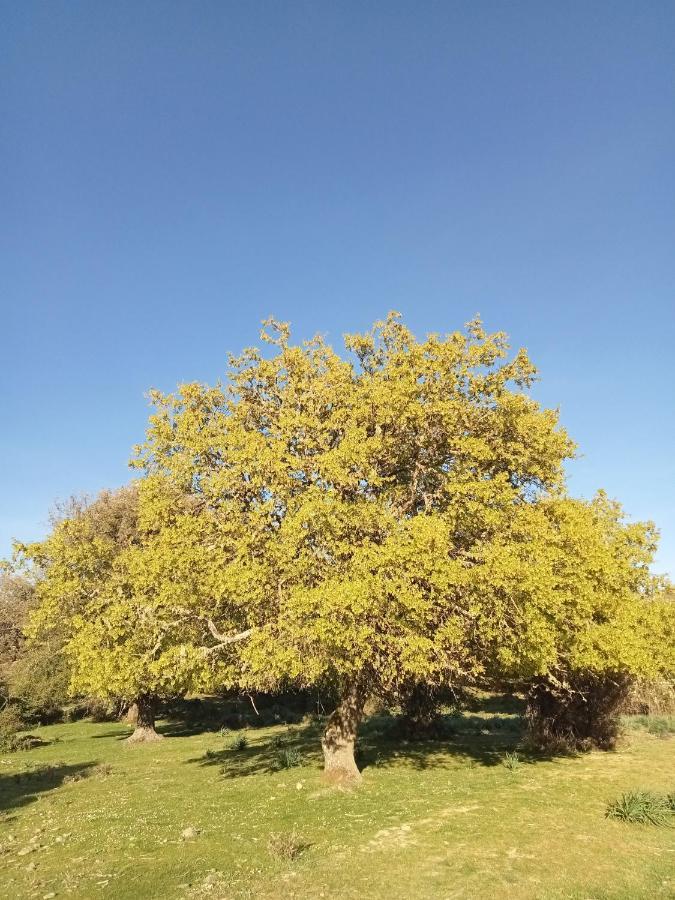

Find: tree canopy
<box><xmin>18</xmin><ymin>314</ymin><xmax>673</xmax><ymax>775</ymax></box>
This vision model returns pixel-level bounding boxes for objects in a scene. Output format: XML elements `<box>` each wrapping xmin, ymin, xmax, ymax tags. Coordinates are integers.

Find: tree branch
<box><xmin>203</xmin><ymin>620</ymin><xmax>254</xmax><ymax>653</ymax></box>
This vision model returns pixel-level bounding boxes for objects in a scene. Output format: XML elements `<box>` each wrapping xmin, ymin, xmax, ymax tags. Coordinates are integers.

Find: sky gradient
<box><xmin>2</xmin><ymin>2</ymin><xmax>674</xmax><ymax>576</ymax></box>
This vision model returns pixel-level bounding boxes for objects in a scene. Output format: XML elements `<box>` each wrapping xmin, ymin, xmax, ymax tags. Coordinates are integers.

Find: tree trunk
<box><xmin>399</xmin><ymin>682</ymin><xmax>443</xmax><ymax>739</ymax></box>
<box><xmin>122</xmin><ymin>702</ymin><xmax>139</xmax><ymax>725</ymax></box>
<box><xmin>321</xmin><ymin>681</ymin><xmax>367</xmax><ymax>783</ymax></box>
<box><xmin>125</xmin><ymin>694</ymin><xmax>163</xmax><ymax>744</ymax></box>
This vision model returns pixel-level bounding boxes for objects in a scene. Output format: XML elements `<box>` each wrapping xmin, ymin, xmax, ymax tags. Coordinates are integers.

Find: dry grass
<box><xmin>266</xmin><ymin>828</ymin><xmax>308</xmax><ymax>860</ymax></box>
<box><xmin>622</xmin><ymin>680</ymin><xmax>675</xmax><ymax>716</ymax></box>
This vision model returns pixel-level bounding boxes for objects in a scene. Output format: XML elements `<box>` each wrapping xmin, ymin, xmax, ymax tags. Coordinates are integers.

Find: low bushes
<box><xmin>0</xmin><ymin>703</ymin><xmax>48</xmax><ymax>752</ymax></box>
<box><xmin>274</xmin><ymin>747</ymin><xmax>302</xmax><ymax>769</ymax></box>
<box><xmin>526</xmin><ymin>671</ymin><xmax>632</xmax><ymax>752</ymax></box>
<box><xmin>625</xmin><ymin>714</ymin><xmax>675</xmax><ymax>737</ymax></box>
<box><xmin>0</xmin><ymin>703</ymin><xmax>27</xmax><ymax>751</ymax></box>
<box><xmin>226</xmin><ymin>733</ymin><xmax>249</xmax><ymax>751</ymax></box>
<box><xmin>622</xmin><ymin>680</ymin><xmax>675</xmax><ymax>716</ymax></box>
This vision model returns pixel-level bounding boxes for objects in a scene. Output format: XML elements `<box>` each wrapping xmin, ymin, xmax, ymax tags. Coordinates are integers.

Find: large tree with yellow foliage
<box><xmin>134</xmin><ymin>312</ymin><xmax>644</xmax><ymax>778</ymax></box>
<box><xmin>21</xmin><ymin>314</ymin><xmax>671</xmax><ymax>773</ymax></box>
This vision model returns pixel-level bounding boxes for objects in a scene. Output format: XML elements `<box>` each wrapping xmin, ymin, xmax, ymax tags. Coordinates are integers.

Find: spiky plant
<box><xmin>606</xmin><ymin>791</ymin><xmax>673</xmax><ymax>826</ymax></box>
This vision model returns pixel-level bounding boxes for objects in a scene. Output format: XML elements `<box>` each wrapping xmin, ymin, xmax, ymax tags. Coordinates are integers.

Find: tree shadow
<box><xmin>187</xmin><ymin>725</ymin><xmax>324</xmax><ymax>778</ymax></box>
<box><xmin>158</xmin><ymin>720</ymin><xmax>221</xmax><ymax>738</ymax></box>
<box><xmin>357</xmin><ymin>726</ymin><xmax>552</xmax><ymax>772</ymax></box>
<box><xmin>90</xmin><ymin>729</ymin><xmax>131</xmax><ymax>739</ymax></box>
<box><xmin>87</xmin><ymin>716</ymin><xmax>204</xmax><ymax>739</ymax></box>
<box><xmin>185</xmin><ymin>702</ymin><xmax>560</xmax><ymax>779</ymax></box>
<box><xmin>90</xmin><ymin>721</ymin><xmax>226</xmax><ymax>740</ymax></box>
<box><xmin>0</xmin><ymin>761</ymin><xmax>98</xmax><ymax>813</ymax></box>
<box><xmin>356</xmin><ymin>714</ymin><xmax>528</xmax><ymax>771</ymax></box>
<box><xmin>91</xmin><ymin>694</ymin><xmax>313</xmax><ymax>740</ymax></box>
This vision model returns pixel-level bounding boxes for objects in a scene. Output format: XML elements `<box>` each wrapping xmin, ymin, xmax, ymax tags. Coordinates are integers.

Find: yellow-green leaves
<box><xmin>132</xmin><ymin>314</ymin><xmax>587</xmax><ymax>696</ymax></box>
<box><xmin>21</xmin><ymin>315</ymin><xmax>671</xmax><ymax>707</ymax></box>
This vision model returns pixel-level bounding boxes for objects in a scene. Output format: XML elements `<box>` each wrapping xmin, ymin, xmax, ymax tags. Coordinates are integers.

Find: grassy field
<box><xmin>0</xmin><ymin>698</ymin><xmax>673</xmax><ymax>900</ymax></box>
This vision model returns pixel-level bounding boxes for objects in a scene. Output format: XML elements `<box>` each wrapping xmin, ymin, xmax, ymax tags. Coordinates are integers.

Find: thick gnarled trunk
<box><xmin>321</xmin><ymin>681</ymin><xmax>367</xmax><ymax>783</ymax></box>
<box><xmin>125</xmin><ymin>694</ymin><xmax>163</xmax><ymax>744</ymax></box>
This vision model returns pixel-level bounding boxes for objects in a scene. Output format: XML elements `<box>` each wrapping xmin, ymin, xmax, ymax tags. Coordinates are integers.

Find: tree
<box><xmin>464</xmin><ymin>491</ymin><xmax>673</xmax><ymax>748</ymax></box>
<box><xmin>465</xmin><ymin>492</ymin><xmax>669</xmax><ymax>679</ymax></box>
<box><xmin>18</xmin><ymin>485</ymin><xmax>171</xmax><ymax>742</ymax></box>
<box><xmin>24</xmin><ymin>314</ymin><xmax>670</xmax><ymax>773</ymax></box>
<box><xmin>0</xmin><ymin>571</ymin><xmax>34</xmax><ymax>705</ymax></box>
<box><xmin>134</xmin><ymin>313</ymin><xmax>580</xmax><ymax>778</ymax></box>
<box><xmin>1</xmin><ymin>566</ymin><xmax>72</xmax><ymax>727</ymax></box>
<box><xmin>19</xmin><ymin>477</ymin><xmax>253</xmax><ymax>742</ymax></box>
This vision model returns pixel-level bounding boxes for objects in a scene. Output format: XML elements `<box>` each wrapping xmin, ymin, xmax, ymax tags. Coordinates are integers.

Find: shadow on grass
<box><xmin>186</xmin><ymin>704</ymin><xmax>559</xmax><ymax>778</ymax></box>
<box><xmin>188</xmin><ymin>724</ymin><xmax>325</xmax><ymax>778</ymax></box>
<box><xmin>356</xmin><ymin>714</ymin><xmax>551</xmax><ymax>771</ymax></box>
<box><xmin>0</xmin><ymin>761</ymin><xmax>98</xmax><ymax>813</ymax></box>
<box><xmin>90</xmin><ymin>721</ymin><xmax>225</xmax><ymax>740</ymax></box>
<box><xmin>158</xmin><ymin>721</ymin><xmax>221</xmax><ymax>738</ymax></box>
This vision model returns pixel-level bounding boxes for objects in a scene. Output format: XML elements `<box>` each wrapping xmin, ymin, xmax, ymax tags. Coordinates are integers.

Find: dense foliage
<box><xmin>13</xmin><ymin>315</ymin><xmax>674</xmax><ymax>774</ymax></box>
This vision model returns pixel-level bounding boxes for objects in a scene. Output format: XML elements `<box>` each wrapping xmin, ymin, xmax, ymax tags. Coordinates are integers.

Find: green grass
<box><xmin>0</xmin><ymin>703</ymin><xmax>673</xmax><ymax>899</ymax></box>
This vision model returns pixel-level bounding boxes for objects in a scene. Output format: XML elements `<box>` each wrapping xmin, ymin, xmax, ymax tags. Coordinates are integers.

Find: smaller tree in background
<box><xmin>0</xmin><ymin>571</ymin><xmax>35</xmax><ymax>742</ymax></box>
<box><xmin>18</xmin><ymin>484</ymin><xmax>170</xmax><ymax>742</ymax></box>
<box><xmin>0</xmin><ymin>569</ymin><xmax>70</xmax><ymax>745</ymax></box>
<box><xmin>20</xmin><ymin>478</ymin><xmax>252</xmax><ymax>743</ymax></box>
<box><xmin>0</xmin><ymin>571</ymin><xmax>34</xmax><ymax>701</ymax></box>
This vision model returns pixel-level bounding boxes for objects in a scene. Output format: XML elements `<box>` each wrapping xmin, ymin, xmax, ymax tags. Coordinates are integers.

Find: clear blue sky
<box><xmin>2</xmin><ymin>2</ymin><xmax>674</xmax><ymax>577</ymax></box>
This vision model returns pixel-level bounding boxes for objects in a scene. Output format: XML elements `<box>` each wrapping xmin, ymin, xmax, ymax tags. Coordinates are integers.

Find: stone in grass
<box><xmin>180</xmin><ymin>826</ymin><xmax>200</xmax><ymax>840</ymax></box>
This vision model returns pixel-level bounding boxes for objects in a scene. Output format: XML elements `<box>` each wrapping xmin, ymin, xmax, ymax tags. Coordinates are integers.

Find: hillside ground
<box><xmin>0</xmin><ymin>696</ymin><xmax>672</xmax><ymax>899</ymax></box>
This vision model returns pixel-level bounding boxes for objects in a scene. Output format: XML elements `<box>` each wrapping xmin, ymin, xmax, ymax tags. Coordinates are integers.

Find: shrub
<box><xmin>0</xmin><ymin>703</ymin><xmax>25</xmax><ymax>738</ymax></box>
<box><xmin>606</xmin><ymin>791</ymin><xmax>673</xmax><ymax>826</ymax></box>
<box><xmin>0</xmin><ymin>704</ymin><xmax>34</xmax><ymax>752</ymax></box>
<box><xmin>8</xmin><ymin>642</ymin><xmax>71</xmax><ymax>724</ymax></box>
<box><xmin>226</xmin><ymin>733</ymin><xmax>249</xmax><ymax>751</ymax></box>
<box><xmin>1</xmin><ymin>733</ymin><xmax>35</xmax><ymax>753</ymax></box>
<box><xmin>622</xmin><ymin>680</ymin><xmax>675</xmax><ymax>716</ymax></box>
<box><xmin>0</xmin><ymin>706</ymin><xmax>49</xmax><ymax>753</ymax></box>
<box><xmin>275</xmin><ymin>747</ymin><xmax>302</xmax><ymax>769</ymax></box>
<box><xmin>502</xmin><ymin>751</ymin><xmax>522</xmax><ymax>772</ymax></box>
<box><xmin>267</xmin><ymin>829</ymin><xmax>308</xmax><ymax>860</ymax></box>
<box><xmin>526</xmin><ymin>671</ymin><xmax>631</xmax><ymax>752</ymax></box>
<box><xmin>624</xmin><ymin>715</ymin><xmax>675</xmax><ymax>737</ymax></box>
<box><xmin>86</xmin><ymin>698</ymin><xmax>121</xmax><ymax>722</ymax></box>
